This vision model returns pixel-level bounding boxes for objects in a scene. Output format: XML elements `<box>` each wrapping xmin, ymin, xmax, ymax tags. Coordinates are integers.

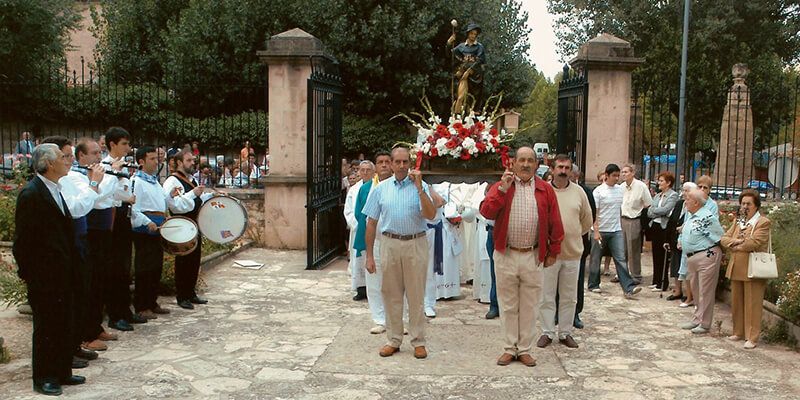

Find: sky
<box><xmin>520</xmin><ymin>0</ymin><xmax>563</xmax><ymax>79</ymax></box>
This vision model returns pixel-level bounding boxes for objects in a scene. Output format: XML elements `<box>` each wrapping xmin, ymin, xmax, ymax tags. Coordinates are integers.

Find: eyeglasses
<box><xmin>698</xmin><ymin>185</ymin><xmax>710</xmax><ymax>189</ymax></box>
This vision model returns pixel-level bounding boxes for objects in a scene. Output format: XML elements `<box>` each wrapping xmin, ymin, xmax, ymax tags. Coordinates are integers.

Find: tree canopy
<box><xmin>547</xmin><ymin>0</ymin><xmax>800</xmax><ymax>151</ymax></box>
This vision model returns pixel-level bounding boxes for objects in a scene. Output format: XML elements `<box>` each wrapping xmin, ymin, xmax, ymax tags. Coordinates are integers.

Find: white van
<box><xmin>533</xmin><ymin>143</ymin><xmax>550</xmax><ymax>160</ymax></box>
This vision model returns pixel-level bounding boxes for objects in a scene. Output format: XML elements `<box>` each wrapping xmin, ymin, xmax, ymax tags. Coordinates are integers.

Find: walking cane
<box><xmin>660</xmin><ymin>243</ymin><xmax>671</xmax><ymax>299</ymax></box>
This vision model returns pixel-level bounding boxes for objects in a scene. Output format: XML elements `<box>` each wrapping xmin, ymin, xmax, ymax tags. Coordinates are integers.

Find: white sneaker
<box><xmin>647</xmin><ymin>284</ymin><xmax>658</xmax><ymax>289</ymax></box>
<box><xmin>727</xmin><ymin>335</ymin><xmax>742</xmax><ymax>341</ymax></box>
<box><xmin>651</xmin><ymin>287</ymin><xmax>663</xmax><ymax>292</ymax></box>
<box><xmin>679</xmin><ymin>302</ymin><xmax>692</xmax><ymax>308</ymax></box>
<box><xmin>424</xmin><ymin>307</ymin><xmax>436</xmax><ymax>318</ymax></box>
<box><xmin>690</xmin><ymin>325</ymin><xmax>709</xmax><ymax>334</ymax></box>
<box><xmin>743</xmin><ymin>340</ymin><xmax>757</xmax><ymax>349</ymax></box>
<box><xmin>590</xmin><ymin>288</ymin><xmax>602</xmax><ymax>293</ymax></box>
<box><xmin>369</xmin><ymin>325</ymin><xmax>386</xmax><ymax>334</ymax></box>
<box><xmin>679</xmin><ymin>321</ymin><xmax>699</xmax><ymax>330</ymax></box>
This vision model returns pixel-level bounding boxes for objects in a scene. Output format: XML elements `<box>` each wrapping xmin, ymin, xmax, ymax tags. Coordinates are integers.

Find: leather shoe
<box><xmin>82</xmin><ymin>339</ymin><xmax>107</xmax><ymax>351</ymax></box>
<box><xmin>379</xmin><ymin>345</ymin><xmax>399</xmax><ymax>357</ymax></box>
<box><xmin>98</xmin><ymin>331</ymin><xmax>118</xmax><ymax>341</ymax></box>
<box><xmin>71</xmin><ymin>357</ymin><xmax>89</xmax><ymax>369</ymax></box>
<box><xmin>189</xmin><ymin>295</ymin><xmax>208</xmax><ymax>304</ymax></box>
<box><xmin>33</xmin><ymin>381</ymin><xmax>62</xmax><ymax>396</ymax></box>
<box><xmin>129</xmin><ymin>314</ymin><xmax>148</xmax><ymax>324</ymax></box>
<box><xmin>485</xmin><ymin>308</ymin><xmax>499</xmax><ymax>319</ymax></box>
<box><xmin>665</xmin><ymin>294</ymin><xmax>682</xmax><ymax>301</ymax></box>
<box><xmin>573</xmin><ymin>316</ymin><xmax>584</xmax><ymax>329</ymax></box>
<box><xmin>152</xmin><ymin>305</ymin><xmax>171</xmax><ymax>314</ymax></box>
<box><xmin>74</xmin><ymin>348</ymin><xmax>98</xmax><ymax>360</ymax></box>
<box><xmin>536</xmin><ymin>335</ymin><xmax>552</xmax><ymax>348</ymax></box>
<box><xmin>559</xmin><ymin>335</ymin><xmax>579</xmax><ymax>348</ymax></box>
<box><xmin>109</xmin><ymin>319</ymin><xmax>134</xmax><ymax>331</ymax></box>
<box><xmin>177</xmin><ymin>300</ymin><xmax>195</xmax><ymax>310</ymax></box>
<box><xmin>414</xmin><ymin>346</ymin><xmax>427</xmax><ymax>359</ymax></box>
<box><xmin>60</xmin><ymin>375</ymin><xmax>86</xmax><ymax>385</ymax></box>
<box><xmin>352</xmin><ymin>286</ymin><xmax>367</xmax><ymax>301</ymax></box>
<box><xmin>518</xmin><ymin>353</ymin><xmax>537</xmax><ymax>367</ymax></box>
<box><xmin>496</xmin><ymin>353</ymin><xmax>515</xmax><ymax>366</ymax></box>
<box><xmin>138</xmin><ymin>310</ymin><xmax>158</xmax><ymax>320</ymax></box>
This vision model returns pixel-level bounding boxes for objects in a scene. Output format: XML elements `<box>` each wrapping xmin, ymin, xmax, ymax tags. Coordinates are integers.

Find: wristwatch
<box><xmin>90</xmin><ymin>180</ymin><xmax>99</xmax><ymax>188</ymax></box>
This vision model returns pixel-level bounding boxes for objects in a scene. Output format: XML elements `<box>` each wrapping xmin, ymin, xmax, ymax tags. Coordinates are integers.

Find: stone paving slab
<box><xmin>0</xmin><ymin>247</ymin><xmax>799</xmax><ymax>399</ymax></box>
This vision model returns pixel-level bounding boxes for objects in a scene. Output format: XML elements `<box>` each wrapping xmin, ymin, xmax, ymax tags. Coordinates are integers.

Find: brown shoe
<box><xmin>496</xmin><ymin>353</ymin><xmax>515</xmax><ymax>366</ymax></box>
<box><xmin>518</xmin><ymin>353</ymin><xmax>537</xmax><ymax>367</ymax></box>
<box><xmin>97</xmin><ymin>331</ymin><xmax>118</xmax><ymax>341</ymax></box>
<box><xmin>379</xmin><ymin>345</ymin><xmax>400</xmax><ymax>357</ymax></box>
<box><xmin>414</xmin><ymin>346</ymin><xmax>427</xmax><ymax>359</ymax></box>
<box><xmin>536</xmin><ymin>335</ymin><xmax>552</xmax><ymax>348</ymax></box>
<box><xmin>152</xmin><ymin>305</ymin><xmax>171</xmax><ymax>315</ymax></box>
<box><xmin>82</xmin><ymin>339</ymin><xmax>108</xmax><ymax>351</ymax></box>
<box><xmin>559</xmin><ymin>335</ymin><xmax>579</xmax><ymax>348</ymax></box>
<box><xmin>138</xmin><ymin>310</ymin><xmax>157</xmax><ymax>320</ymax></box>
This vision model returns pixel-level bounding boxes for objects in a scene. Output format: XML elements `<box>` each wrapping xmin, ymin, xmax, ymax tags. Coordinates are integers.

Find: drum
<box><xmin>160</xmin><ymin>216</ymin><xmax>199</xmax><ymax>256</ymax></box>
<box><xmin>198</xmin><ymin>194</ymin><xmax>248</xmax><ymax>244</ymax></box>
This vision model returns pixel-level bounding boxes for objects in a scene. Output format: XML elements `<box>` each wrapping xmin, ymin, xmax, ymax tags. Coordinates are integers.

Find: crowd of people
<box><xmin>343</xmin><ymin>146</ymin><xmax>772</xmax><ymax>366</ymax></box>
<box><xmin>12</xmin><ymin>127</ymin><xmax>217</xmax><ymax>396</ymax></box>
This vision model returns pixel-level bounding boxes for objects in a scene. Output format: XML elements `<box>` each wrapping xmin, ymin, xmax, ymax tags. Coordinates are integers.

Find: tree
<box><xmin>547</xmin><ymin>0</ymin><xmax>800</xmax><ymax>154</ymax></box>
<box><xmin>0</xmin><ymin>0</ymin><xmax>79</xmax><ymax>112</ymax></box>
<box><xmin>518</xmin><ymin>70</ymin><xmax>558</xmax><ymax>146</ymax></box>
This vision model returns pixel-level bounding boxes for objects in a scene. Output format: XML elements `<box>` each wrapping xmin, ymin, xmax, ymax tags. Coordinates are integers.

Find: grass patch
<box><xmin>761</xmin><ymin>320</ymin><xmax>798</xmax><ymax>350</ymax></box>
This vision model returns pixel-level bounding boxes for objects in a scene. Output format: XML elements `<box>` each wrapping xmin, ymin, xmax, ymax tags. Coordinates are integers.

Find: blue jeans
<box><xmin>487</xmin><ymin>226</ymin><xmax>498</xmax><ymax>311</ymax></box>
<box><xmin>588</xmin><ymin>231</ymin><xmax>637</xmax><ymax>294</ymax></box>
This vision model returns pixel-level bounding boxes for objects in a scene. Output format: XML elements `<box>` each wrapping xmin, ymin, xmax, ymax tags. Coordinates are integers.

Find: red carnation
<box><xmin>458</xmin><ymin>128</ymin><xmax>470</xmax><ymax>139</ymax></box>
<box><xmin>460</xmin><ymin>149</ymin><xmax>471</xmax><ymax>160</ymax></box>
<box><xmin>475</xmin><ymin>142</ymin><xmax>487</xmax><ymax>153</ymax></box>
<box><xmin>427</xmin><ymin>136</ymin><xmax>435</xmax><ymax>144</ymax></box>
<box><xmin>489</xmin><ymin>128</ymin><xmax>498</xmax><ymax>137</ymax></box>
<box><xmin>490</xmin><ymin>138</ymin><xmax>499</xmax><ymax>147</ymax></box>
<box><xmin>475</xmin><ymin>121</ymin><xmax>485</xmax><ymax>131</ymax></box>
<box><xmin>436</xmin><ymin>124</ymin><xmax>449</xmax><ymax>138</ymax></box>
<box><xmin>445</xmin><ymin>138</ymin><xmax>458</xmax><ymax>149</ymax></box>
<box><xmin>431</xmin><ymin>148</ymin><xmax>439</xmax><ymax>157</ymax></box>
<box><xmin>453</xmin><ymin>122</ymin><xmax>464</xmax><ymax>130</ymax></box>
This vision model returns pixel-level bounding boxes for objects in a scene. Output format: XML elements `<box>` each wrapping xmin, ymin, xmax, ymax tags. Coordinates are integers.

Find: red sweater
<box><xmin>480</xmin><ymin>176</ymin><xmax>564</xmax><ymax>262</ymax></box>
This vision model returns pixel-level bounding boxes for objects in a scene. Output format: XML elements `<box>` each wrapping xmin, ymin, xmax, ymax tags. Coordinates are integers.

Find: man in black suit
<box><xmin>13</xmin><ymin>143</ymin><xmax>86</xmax><ymax>396</ymax></box>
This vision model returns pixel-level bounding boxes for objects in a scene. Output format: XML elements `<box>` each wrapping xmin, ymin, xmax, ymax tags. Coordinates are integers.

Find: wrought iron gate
<box><xmin>307</xmin><ymin>68</ymin><xmax>345</xmax><ymax>270</ymax></box>
<box><xmin>556</xmin><ymin>65</ymin><xmax>589</xmax><ymax>174</ymax></box>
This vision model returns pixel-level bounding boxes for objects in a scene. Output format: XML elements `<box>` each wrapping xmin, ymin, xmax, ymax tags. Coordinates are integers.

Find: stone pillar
<box><xmin>257</xmin><ymin>28</ymin><xmax>334</xmax><ymax>249</ymax></box>
<box><xmin>570</xmin><ymin>33</ymin><xmax>643</xmax><ymax>185</ymax></box>
<box><xmin>713</xmin><ymin>64</ymin><xmax>754</xmax><ymax>189</ymax></box>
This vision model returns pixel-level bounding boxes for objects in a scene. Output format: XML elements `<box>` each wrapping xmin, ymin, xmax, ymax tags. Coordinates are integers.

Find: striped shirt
<box><xmin>362</xmin><ymin>175</ymin><xmax>431</xmax><ymax>236</ymax></box>
<box><xmin>507</xmin><ymin>177</ymin><xmax>537</xmax><ymax>247</ymax></box>
<box><xmin>593</xmin><ymin>183</ymin><xmax>624</xmax><ymax>232</ymax></box>
<box><xmin>679</xmin><ymin>205</ymin><xmax>724</xmax><ymax>253</ymax></box>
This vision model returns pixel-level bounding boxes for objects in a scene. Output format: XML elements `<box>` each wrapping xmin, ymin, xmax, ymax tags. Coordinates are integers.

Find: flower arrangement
<box><xmin>393</xmin><ymin>94</ymin><xmax>514</xmax><ymax>168</ymax></box>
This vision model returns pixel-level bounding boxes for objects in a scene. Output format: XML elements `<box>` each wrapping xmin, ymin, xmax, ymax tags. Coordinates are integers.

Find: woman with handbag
<box><xmin>720</xmin><ymin>189</ymin><xmax>772</xmax><ymax>349</ymax></box>
<box><xmin>647</xmin><ymin>172</ymin><xmax>679</xmax><ymax>292</ymax></box>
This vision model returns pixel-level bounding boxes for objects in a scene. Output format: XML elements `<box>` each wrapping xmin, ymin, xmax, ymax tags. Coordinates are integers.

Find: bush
<box><xmin>761</xmin><ymin>319</ymin><xmax>798</xmax><ymax>349</ymax></box>
<box><xmin>0</xmin><ymin>261</ymin><xmax>27</xmax><ymax>308</ymax></box>
<box><xmin>342</xmin><ymin>114</ymin><xmax>410</xmax><ymax>157</ymax></box>
<box><xmin>777</xmin><ymin>270</ymin><xmax>800</xmax><ymax>325</ymax></box>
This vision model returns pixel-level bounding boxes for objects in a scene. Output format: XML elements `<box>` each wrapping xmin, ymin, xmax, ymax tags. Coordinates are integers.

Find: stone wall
<box><xmin>221</xmin><ymin>189</ymin><xmax>266</xmax><ymax>246</ymax></box>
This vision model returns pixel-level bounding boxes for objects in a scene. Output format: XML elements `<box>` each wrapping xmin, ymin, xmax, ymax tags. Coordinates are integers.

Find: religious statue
<box><xmin>447</xmin><ymin>22</ymin><xmax>486</xmax><ymax>116</ymax></box>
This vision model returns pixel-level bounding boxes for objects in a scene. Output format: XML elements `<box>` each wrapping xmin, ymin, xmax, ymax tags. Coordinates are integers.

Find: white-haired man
<box><xmin>344</xmin><ymin>160</ymin><xmax>375</xmax><ymax>301</ymax></box>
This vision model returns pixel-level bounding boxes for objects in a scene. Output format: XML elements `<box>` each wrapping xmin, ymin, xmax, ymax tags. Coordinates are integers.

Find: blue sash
<box><xmin>132</xmin><ymin>214</ymin><xmax>166</xmax><ymax>236</ymax></box>
<box><xmin>353</xmin><ymin>179</ymin><xmax>373</xmax><ymax>257</ymax></box>
<box><xmin>86</xmin><ymin>208</ymin><xmax>114</xmax><ymax>231</ymax></box>
<box><xmin>426</xmin><ymin>221</ymin><xmax>444</xmax><ymax>275</ymax></box>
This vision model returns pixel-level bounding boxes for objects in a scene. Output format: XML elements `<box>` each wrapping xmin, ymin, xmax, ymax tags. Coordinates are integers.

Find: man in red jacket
<box><xmin>479</xmin><ymin>146</ymin><xmax>564</xmax><ymax>367</ymax></box>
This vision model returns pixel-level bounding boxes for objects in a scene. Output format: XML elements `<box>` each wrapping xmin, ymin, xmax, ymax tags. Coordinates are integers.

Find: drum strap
<box><xmin>172</xmin><ymin>171</ymin><xmax>202</xmax><ymax>218</ymax></box>
<box><xmin>172</xmin><ymin>171</ymin><xmax>197</xmax><ymax>188</ymax></box>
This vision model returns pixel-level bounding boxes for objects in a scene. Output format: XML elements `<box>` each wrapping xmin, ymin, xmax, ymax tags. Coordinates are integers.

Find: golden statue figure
<box><xmin>447</xmin><ymin>22</ymin><xmax>486</xmax><ymax>115</ymax></box>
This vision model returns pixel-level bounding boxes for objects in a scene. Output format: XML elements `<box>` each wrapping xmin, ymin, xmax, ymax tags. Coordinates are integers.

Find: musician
<box><xmin>101</xmin><ymin>127</ymin><xmax>145</xmax><ymax>331</ymax></box>
<box><xmin>162</xmin><ymin>150</ymin><xmax>211</xmax><ymax>310</ymax></box>
<box><xmin>13</xmin><ymin>144</ymin><xmax>86</xmax><ymax>396</ymax></box>
<box><xmin>70</xmin><ymin>138</ymin><xmax>126</xmax><ymax>350</ymax></box>
<box><xmin>130</xmin><ymin>146</ymin><xmax>197</xmax><ymax>319</ymax></box>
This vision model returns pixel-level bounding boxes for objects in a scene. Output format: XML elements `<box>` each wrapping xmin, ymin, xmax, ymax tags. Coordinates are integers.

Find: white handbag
<box><xmin>747</xmin><ymin>230</ymin><xmax>778</xmax><ymax>279</ymax></box>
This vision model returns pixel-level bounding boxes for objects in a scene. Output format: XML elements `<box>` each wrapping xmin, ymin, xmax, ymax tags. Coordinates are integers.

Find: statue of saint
<box><xmin>447</xmin><ymin>22</ymin><xmax>486</xmax><ymax>115</ymax></box>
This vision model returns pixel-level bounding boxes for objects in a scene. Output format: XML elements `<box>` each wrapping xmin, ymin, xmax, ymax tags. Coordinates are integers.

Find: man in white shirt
<box><xmin>130</xmin><ymin>146</ymin><xmax>200</xmax><ymax>320</ymax></box>
<box><xmin>343</xmin><ymin>161</ymin><xmax>374</xmax><ymax>301</ymax></box>
<box><xmin>619</xmin><ymin>163</ymin><xmax>652</xmax><ymax>284</ymax></box>
<box><xmin>587</xmin><ymin>164</ymin><xmax>642</xmax><ymax>298</ymax></box>
<box><xmin>163</xmin><ymin>150</ymin><xmax>212</xmax><ymax>310</ymax></box>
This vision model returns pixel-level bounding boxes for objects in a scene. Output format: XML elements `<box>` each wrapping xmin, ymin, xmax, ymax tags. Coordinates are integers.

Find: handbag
<box><xmin>747</xmin><ymin>230</ymin><xmax>778</xmax><ymax>279</ymax></box>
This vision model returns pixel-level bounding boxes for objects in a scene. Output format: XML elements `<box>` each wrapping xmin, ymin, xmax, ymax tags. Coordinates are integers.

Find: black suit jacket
<box><xmin>13</xmin><ymin>176</ymin><xmax>77</xmax><ymax>291</ymax></box>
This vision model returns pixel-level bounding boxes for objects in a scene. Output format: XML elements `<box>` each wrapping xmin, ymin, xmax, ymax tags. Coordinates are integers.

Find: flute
<box><xmin>101</xmin><ymin>160</ymin><xmax>141</xmax><ymax>170</ymax></box>
<box><xmin>73</xmin><ymin>165</ymin><xmax>130</xmax><ymax>178</ymax></box>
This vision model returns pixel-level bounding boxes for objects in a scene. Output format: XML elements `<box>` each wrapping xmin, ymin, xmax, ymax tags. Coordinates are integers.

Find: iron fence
<box><xmin>0</xmin><ymin>58</ymin><xmax>268</xmax><ymax>187</ymax></box>
<box><xmin>630</xmin><ymin>72</ymin><xmax>800</xmax><ymax>201</ymax></box>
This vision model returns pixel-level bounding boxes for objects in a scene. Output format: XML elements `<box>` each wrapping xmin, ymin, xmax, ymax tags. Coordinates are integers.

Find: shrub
<box><xmin>761</xmin><ymin>319</ymin><xmax>798</xmax><ymax>349</ymax></box>
<box><xmin>0</xmin><ymin>261</ymin><xmax>27</xmax><ymax>308</ymax></box>
<box><xmin>342</xmin><ymin>114</ymin><xmax>410</xmax><ymax>156</ymax></box>
<box><xmin>777</xmin><ymin>270</ymin><xmax>800</xmax><ymax>325</ymax></box>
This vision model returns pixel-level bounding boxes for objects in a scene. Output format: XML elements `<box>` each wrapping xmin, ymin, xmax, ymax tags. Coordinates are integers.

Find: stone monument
<box><xmin>713</xmin><ymin>64</ymin><xmax>754</xmax><ymax>189</ymax></box>
<box><xmin>569</xmin><ymin>33</ymin><xmax>643</xmax><ymax>185</ymax></box>
<box><xmin>258</xmin><ymin>29</ymin><xmax>335</xmax><ymax>249</ymax></box>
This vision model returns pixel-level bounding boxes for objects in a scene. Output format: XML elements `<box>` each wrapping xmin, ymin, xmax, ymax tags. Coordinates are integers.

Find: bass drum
<box><xmin>198</xmin><ymin>194</ymin><xmax>248</xmax><ymax>244</ymax></box>
<box><xmin>160</xmin><ymin>216</ymin><xmax>199</xmax><ymax>256</ymax></box>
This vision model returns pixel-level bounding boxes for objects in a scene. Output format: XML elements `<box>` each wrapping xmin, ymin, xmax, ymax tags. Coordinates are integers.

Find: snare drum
<box><xmin>160</xmin><ymin>216</ymin><xmax>199</xmax><ymax>256</ymax></box>
<box><xmin>198</xmin><ymin>194</ymin><xmax>248</xmax><ymax>244</ymax></box>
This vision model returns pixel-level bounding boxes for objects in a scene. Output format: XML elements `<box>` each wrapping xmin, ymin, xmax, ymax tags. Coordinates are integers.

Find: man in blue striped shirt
<box><xmin>363</xmin><ymin>147</ymin><xmax>436</xmax><ymax>359</ymax></box>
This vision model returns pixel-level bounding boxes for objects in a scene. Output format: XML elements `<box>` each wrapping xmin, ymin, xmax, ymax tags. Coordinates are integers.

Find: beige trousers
<box><xmin>494</xmin><ymin>249</ymin><xmax>543</xmax><ymax>356</ymax></box>
<box><xmin>621</xmin><ymin>217</ymin><xmax>643</xmax><ymax>281</ymax></box>
<box><xmin>730</xmin><ymin>279</ymin><xmax>767</xmax><ymax>342</ymax></box>
<box><xmin>539</xmin><ymin>258</ymin><xmax>580</xmax><ymax>340</ymax></box>
<box><xmin>687</xmin><ymin>247</ymin><xmax>722</xmax><ymax>329</ymax></box>
<box><xmin>380</xmin><ymin>235</ymin><xmax>429</xmax><ymax>348</ymax></box>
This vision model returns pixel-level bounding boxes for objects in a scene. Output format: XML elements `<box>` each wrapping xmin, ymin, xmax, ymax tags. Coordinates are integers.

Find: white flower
<box><xmin>421</xmin><ymin>142</ymin><xmax>431</xmax><ymax>154</ymax></box>
<box><xmin>462</xmin><ymin>137</ymin><xmax>476</xmax><ymax>152</ymax></box>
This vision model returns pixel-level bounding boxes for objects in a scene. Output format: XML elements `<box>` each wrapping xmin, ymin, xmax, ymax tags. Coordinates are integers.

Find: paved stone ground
<box><xmin>1</xmin><ymin>248</ymin><xmax>799</xmax><ymax>399</ymax></box>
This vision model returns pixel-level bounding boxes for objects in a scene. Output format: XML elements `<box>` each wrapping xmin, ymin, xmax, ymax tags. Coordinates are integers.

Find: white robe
<box><xmin>343</xmin><ymin>180</ymin><xmax>365</xmax><ymax>290</ymax></box>
<box><xmin>473</xmin><ymin>215</ymin><xmax>493</xmax><ymax>303</ymax></box>
<box><xmin>428</xmin><ymin>184</ymin><xmax>463</xmax><ymax>300</ymax></box>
